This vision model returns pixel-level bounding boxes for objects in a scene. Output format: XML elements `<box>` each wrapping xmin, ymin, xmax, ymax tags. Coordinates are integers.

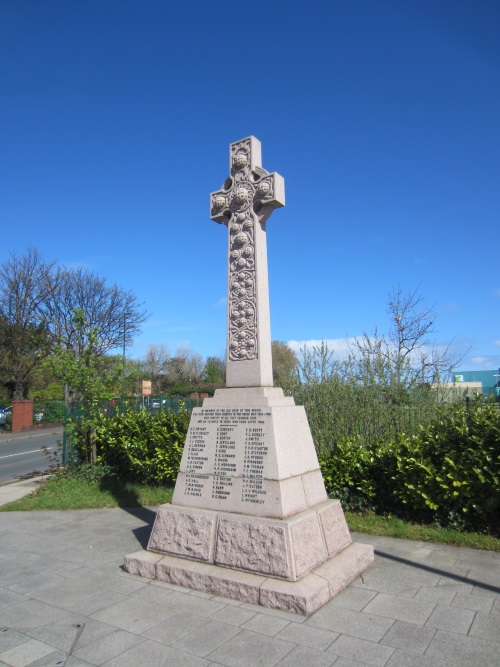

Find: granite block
<box><xmin>148</xmin><ymin>507</ymin><xmax>216</xmax><ymax>562</ymax></box>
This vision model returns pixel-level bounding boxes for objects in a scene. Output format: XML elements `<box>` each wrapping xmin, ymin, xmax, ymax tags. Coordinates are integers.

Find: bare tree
<box><xmin>51</xmin><ymin>267</ymin><xmax>148</xmax><ymax>357</ymax></box>
<box><xmin>349</xmin><ymin>286</ymin><xmax>463</xmax><ymax>393</ymax></box>
<box><xmin>0</xmin><ymin>248</ymin><xmax>60</xmax><ymax>398</ymax></box>
<box><xmin>141</xmin><ymin>344</ymin><xmax>170</xmax><ymax>394</ymax></box>
<box><xmin>271</xmin><ymin>340</ymin><xmax>299</xmax><ymax>388</ymax></box>
<box><xmin>0</xmin><ymin>249</ymin><xmax>149</xmax><ymax>401</ymax></box>
<box><xmin>165</xmin><ymin>347</ymin><xmax>204</xmax><ymax>387</ymax></box>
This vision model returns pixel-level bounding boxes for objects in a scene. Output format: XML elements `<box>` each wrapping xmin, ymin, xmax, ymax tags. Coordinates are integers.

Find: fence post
<box><xmin>62</xmin><ymin>428</ymin><xmax>68</xmax><ymax>465</ymax></box>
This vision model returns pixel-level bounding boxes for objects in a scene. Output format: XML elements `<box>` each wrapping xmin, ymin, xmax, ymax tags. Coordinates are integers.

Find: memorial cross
<box><xmin>210</xmin><ymin>137</ymin><xmax>285</xmax><ymax>388</ymax></box>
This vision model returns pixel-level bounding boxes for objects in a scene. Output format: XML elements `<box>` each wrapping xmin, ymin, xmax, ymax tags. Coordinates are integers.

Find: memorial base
<box><xmin>124</xmin><ymin>499</ymin><xmax>374</xmax><ymax>614</ymax></box>
<box><xmin>123</xmin><ymin>387</ymin><xmax>373</xmax><ymax>613</ymax></box>
<box><xmin>125</xmin><ymin>541</ymin><xmax>373</xmax><ymax>616</ymax></box>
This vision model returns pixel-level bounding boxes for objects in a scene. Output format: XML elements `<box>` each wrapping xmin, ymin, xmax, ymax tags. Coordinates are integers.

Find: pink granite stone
<box><xmin>259</xmin><ymin>572</ymin><xmax>331</xmax><ymax>615</ymax></box>
<box><xmin>315</xmin><ymin>542</ymin><xmax>374</xmax><ymax>596</ymax></box>
<box><xmin>123</xmin><ymin>550</ymin><xmax>163</xmax><ymax>578</ymax></box>
<box><xmin>148</xmin><ymin>508</ymin><xmax>215</xmax><ymax>562</ymax></box>
<box><xmin>215</xmin><ymin>517</ymin><xmax>290</xmax><ymax>578</ymax></box>
<box><xmin>318</xmin><ymin>500</ymin><xmax>352</xmax><ymax>557</ymax></box>
<box><xmin>156</xmin><ymin>554</ymin><xmax>265</xmax><ymax>604</ymax></box>
<box><xmin>290</xmin><ymin>514</ymin><xmax>327</xmax><ymax>578</ymax></box>
<box><xmin>302</xmin><ymin>469</ymin><xmax>328</xmax><ymax>506</ymax></box>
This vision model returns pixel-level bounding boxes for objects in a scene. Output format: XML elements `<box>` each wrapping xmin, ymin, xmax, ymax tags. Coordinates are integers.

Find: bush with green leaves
<box><xmin>319</xmin><ymin>436</ymin><xmax>399</xmax><ymax>513</ymax></box>
<box><xmin>320</xmin><ymin>398</ymin><xmax>500</xmax><ymax>535</ymax></box>
<box><xmin>319</xmin><ymin>437</ymin><xmax>379</xmax><ymax>512</ymax></box>
<box><xmin>92</xmin><ymin>405</ymin><xmax>190</xmax><ymax>485</ymax></box>
<box><xmin>391</xmin><ymin>398</ymin><xmax>500</xmax><ymax>533</ymax></box>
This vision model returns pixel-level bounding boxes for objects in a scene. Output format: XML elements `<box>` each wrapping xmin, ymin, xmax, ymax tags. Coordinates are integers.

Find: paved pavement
<box><xmin>0</xmin><ymin>475</ymin><xmax>50</xmax><ymax>506</ymax></box>
<box><xmin>0</xmin><ymin>487</ymin><xmax>499</xmax><ymax>666</ymax></box>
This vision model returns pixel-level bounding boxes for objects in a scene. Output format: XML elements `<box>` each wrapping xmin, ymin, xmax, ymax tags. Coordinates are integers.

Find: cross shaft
<box><xmin>210</xmin><ymin>136</ymin><xmax>285</xmax><ymax>387</ymax></box>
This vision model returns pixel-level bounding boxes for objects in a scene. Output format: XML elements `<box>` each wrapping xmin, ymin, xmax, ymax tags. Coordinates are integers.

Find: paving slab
<box><xmin>0</xmin><ymin>508</ymin><xmax>498</xmax><ymax>667</ymax></box>
<box><xmin>72</xmin><ymin>628</ymin><xmax>144</xmax><ymax>664</ymax></box>
<box><xmin>468</xmin><ymin>611</ymin><xmax>500</xmax><ymax>641</ymax></box>
<box><xmin>425</xmin><ymin>628</ymin><xmax>500</xmax><ymax>666</ymax></box>
<box><xmin>425</xmin><ymin>602</ymin><xmax>476</xmax><ymax>634</ymax></box>
<box><xmin>277</xmin><ymin>644</ymin><xmax>337</xmax><ymax>666</ymax></box>
<box><xmin>275</xmin><ymin>621</ymin><xmax>339</xmax><ymax>650</ymax></box>
<box><xmin>0</xmin><ymin>637</ymin><xmax>57</xmax><ymax>666</ymax></box>
<box><xmin>379</xmin><ymin>620</ymin><xmax>436</xmax><ymax>654</ymax></box>
<box><xmin>385</xmin><ymin>647</ymin><xmax>456</xmax><ymax>666</ymax></box>
<box><xmin>327</xmin><ymin>633</ymin><xmax>395</xmax><ymax>666</ymax></box>
<box><xmin>363</xmin><ymin>592</ymin><xmax>435</xmax><ymax>625</ymax></box>
<box><xmin>240</xmin><ymin>612</ymin><xmax>290</xmax><ymax>636</ymax></box>
<box><xmin>172</xmin><ymin>619</ymin><xmax>241</xmax><ymax>657</ymax></box>
<box><xmin>205</xmin><ymin>628</ymin><xmax>295</xmax><ymax>667</ymax></box>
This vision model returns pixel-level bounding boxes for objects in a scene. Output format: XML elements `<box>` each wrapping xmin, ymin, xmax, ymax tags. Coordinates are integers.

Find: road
<box><xmin>0</xmin><ymin>428</ymin><xmax>64</xmax><ymax>485</ymax></box>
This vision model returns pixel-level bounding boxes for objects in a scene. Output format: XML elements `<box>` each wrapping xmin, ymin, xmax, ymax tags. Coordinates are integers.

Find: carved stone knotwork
<box><xmin>210</xmin><ymin>137</ymin><xmax>285</xmax><ymax>386</ymax></box>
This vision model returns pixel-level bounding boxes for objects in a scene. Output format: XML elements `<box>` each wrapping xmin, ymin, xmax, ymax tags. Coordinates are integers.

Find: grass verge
<box><xmin>0</xmin><ymin>474</ymin><xmax>173</xmax><ymax>511</ymax></box>
<box><xmin>346</xmin><ymin>511</ymin><xmax>500</xmax><ymax>552</ymax></box>
<box><xmin>1</xmin><ymin>473</ymin><xmax>498</xmax><ymax>553</ymax></box>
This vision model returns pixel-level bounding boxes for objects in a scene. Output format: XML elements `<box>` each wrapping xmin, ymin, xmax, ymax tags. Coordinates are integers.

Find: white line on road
<box><xmin>0</xmin><ymin>448</ymin><xmax>52</xmax><ymax>459</ymax></box>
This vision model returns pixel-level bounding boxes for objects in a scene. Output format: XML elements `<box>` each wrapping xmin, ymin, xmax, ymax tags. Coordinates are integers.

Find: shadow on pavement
<box><xmin>375</xmin><ymin>549</ymin><xmax>500</xmax><ymax>595</ymax></box>
<box><xmin>98</xmin><ymin>476</ymin><xmax>159</xmax><ymax>549</ymax></box>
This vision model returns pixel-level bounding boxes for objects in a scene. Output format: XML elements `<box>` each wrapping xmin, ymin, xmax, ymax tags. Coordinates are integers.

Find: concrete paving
<box><xmin>0</xmin><ymin>498</ymin><xmax>498</xmax><ymax>667</ymax></box>
<box><xmin>0</xmin><ymin>475</ymin><xmax>50</xmax><ymax>506</ymax></box>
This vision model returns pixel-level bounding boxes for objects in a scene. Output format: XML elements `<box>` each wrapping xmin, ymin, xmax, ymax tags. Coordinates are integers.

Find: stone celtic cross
<box><xmin>210</xmin><ymin>137</ymin><xmax>285</xmax><ymax>388</ymax></box>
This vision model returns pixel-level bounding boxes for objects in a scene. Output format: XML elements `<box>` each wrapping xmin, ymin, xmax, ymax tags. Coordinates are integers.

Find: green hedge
<box><xmin>92</xmin><ymin>405</ymin><xmax>190</xmax><ymax>485</ymax></box>
<box><xmin>34</xmin><ymin>400</ymin><xmax>66</xmax><ymax>423</ymax></box>
<box><xmin>71</xmin><ymin>395</ymin><xmax>499</xmax><ymax>535</ymax></box>
<box><xmin>320</xmin><ymin>398</ymin><xmax>500</xmax><ymax>535</ymax></box>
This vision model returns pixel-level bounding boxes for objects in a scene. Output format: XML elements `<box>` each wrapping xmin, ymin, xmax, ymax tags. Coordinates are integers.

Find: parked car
<box><xmin>0</xmin><ymin>406</ymin><xmax>13</xmax><ymax>426</ymax></box>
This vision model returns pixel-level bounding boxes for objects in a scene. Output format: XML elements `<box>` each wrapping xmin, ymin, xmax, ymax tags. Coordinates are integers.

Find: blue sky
<box><xmin>1</xmin><ymin>1</ymin><xmax>499</xmax><ymax>371</ymax></box>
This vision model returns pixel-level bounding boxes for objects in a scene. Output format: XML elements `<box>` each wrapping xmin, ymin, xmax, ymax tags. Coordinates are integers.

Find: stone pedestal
<box><xmin>124</xmin><ymin>388</ymin><xmax>373</xmax><ymax>614</ymax></box>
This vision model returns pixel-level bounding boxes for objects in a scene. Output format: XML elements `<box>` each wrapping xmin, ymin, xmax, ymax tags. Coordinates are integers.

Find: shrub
<box><xmin>319</xmin><ymin>436</ymin><xmax>397</xmax><ymax>513</ymax></box>
<box><xmin>93</xmin><ymin>404</ymin><xmax>190</xmax><ymax>485</ymax></box>
<box><xmin>320</xmin><ymin>397</ymin><xmax>500</xmax><ymax>535</ymax></box>
<box><xmin>319</xmin><ymin>437</ymin><xmax>378</xmax><ymax>512</ymax></box>
<box><xmin>391</xmin><ymin>398</ymin><xmax>500</xmax><ymax>533</ymax></box>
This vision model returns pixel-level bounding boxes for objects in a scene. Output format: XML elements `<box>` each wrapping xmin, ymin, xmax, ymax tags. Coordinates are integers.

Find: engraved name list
<box><xmin>182</xmin><ymin>408</ymin><xmax>271</xmax><ymax>505</ymax></box>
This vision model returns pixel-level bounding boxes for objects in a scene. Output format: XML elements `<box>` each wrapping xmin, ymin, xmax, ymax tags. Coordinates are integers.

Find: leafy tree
<box><xmin>164</xmin><ymin>347</ymin><xmax>204</xmax><ymax>388</ymax></box>
<box><xmin>0</xmin><ymin>316</ymin><xmax>53</xmax><ymax>399</ymax></box>
<box><xmin>0</xmin><ymin>249</ymin><xmax>148</xmax><ymax>401</ymax></box>
<box><xmin>288</xmin><ymin>288</ymin><xmax>462</xmax><ymax>453</ymax></box>
<box><xmin>49</xmin><ymin>311</ymin><xmax>122</xmax><ymax>463</ymax></box>
<box><xmin>202</xmin><ymin>355</ymin><xmax>226</xmax><ymax>385</ymax></box>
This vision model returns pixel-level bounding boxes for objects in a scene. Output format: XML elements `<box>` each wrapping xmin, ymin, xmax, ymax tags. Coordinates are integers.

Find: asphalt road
<box><xmin>0</xmin><ymin>428</ymin><xmax>64</xmax><ymax>485</ymax></box>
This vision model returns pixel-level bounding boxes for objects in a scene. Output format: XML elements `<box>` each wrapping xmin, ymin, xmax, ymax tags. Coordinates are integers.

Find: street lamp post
<box><xmin>121</xmin><ymin>312</ymin><xmax>131</xmax><ymax>413</ymax></box>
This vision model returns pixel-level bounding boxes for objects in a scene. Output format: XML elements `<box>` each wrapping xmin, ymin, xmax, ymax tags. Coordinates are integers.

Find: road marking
<box><xmin>0</xmin><ymin>448</ymin><xmax>52</xmax><ymax>459</ymax></box>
